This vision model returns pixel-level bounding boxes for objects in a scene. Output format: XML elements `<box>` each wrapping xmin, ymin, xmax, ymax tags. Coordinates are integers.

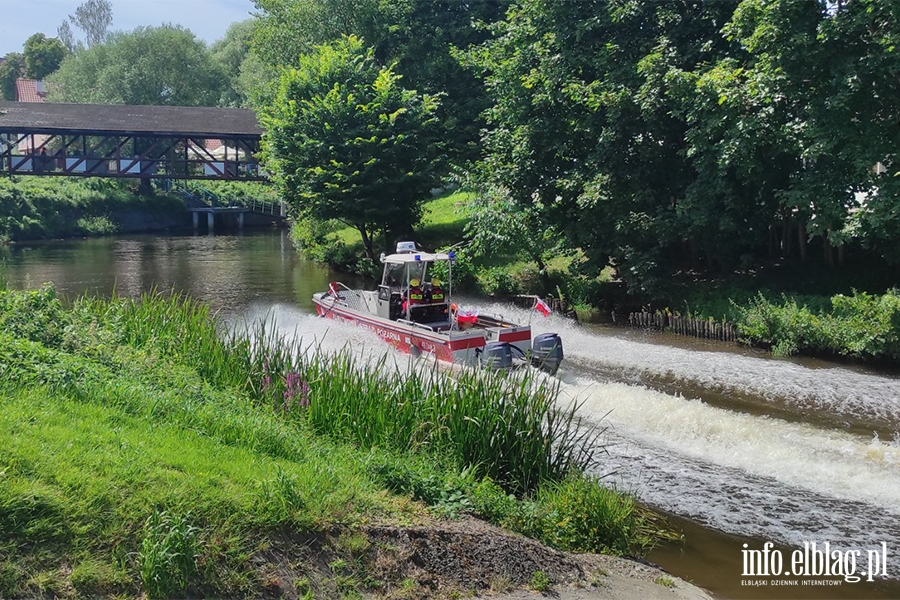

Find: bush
<box><xmin>478</xmin><ymin>266</ymin><xmax>521</xmax><ymax>296</ymax></box>
<box><xmin>736</xmin><ymin>290</ymin><xmax>900</xmax><ymax>361</ymax></box>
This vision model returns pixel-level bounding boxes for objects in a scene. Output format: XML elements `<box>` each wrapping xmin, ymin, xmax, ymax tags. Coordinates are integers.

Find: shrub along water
<box><xmin>0</xmin><ymin>177</ymin><xmax>184</xmax><ymax>242</ymax></box>
<box><xmin>0</xmin><ymin>285</ymin><xmax>668</xmax><ymax>597</ymax></box>
<box><xmin>736</xmin><ymin>290</ymin><xmax>900</xmax><ymax>361</ymax></box>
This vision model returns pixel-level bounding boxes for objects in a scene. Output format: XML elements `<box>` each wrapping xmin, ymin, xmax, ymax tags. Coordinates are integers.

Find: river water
<box><xmin>4</xmin><ymin>230</ymin><xmax>900</xmax><ymax>600</ymax></box>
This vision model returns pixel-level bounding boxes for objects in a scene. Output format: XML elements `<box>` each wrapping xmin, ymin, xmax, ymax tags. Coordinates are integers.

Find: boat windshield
<box><xmin>382</xmin><ymin>261</ymin><xmax>428</xmax><ymax>290</ymax></box>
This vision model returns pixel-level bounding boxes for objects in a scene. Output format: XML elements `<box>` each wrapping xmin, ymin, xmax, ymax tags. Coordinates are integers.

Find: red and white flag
<box><xmin>329</xmin><ymin>282</ymin><xmax>340</xmax><ymax>296</ymax></box>
<box><xmin>534</xmin><ymin>297</ymin><xmax>552</xmax><ymax>317</ymax></box>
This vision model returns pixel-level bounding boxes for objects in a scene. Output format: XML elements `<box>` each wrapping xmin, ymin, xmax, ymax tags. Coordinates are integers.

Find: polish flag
<box><xmin>534</xmin><ymin>297</ymin><xmax>552</xmax><ymax>317</ymax></box>
<box><xmin>456</xmin><ymin>307</ymin><xmax>479</xmax><ymax>324</ymax></box>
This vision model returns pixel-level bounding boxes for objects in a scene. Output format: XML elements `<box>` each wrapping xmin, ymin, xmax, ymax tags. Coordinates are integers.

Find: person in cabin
<box><xmin>429</xmin><ymin>278</ymin><xmax>444</xmax><ymax>303</ymax></box>
<box><xmin>402</xmin><ymin>278</ymin><xmax>424</xmax><ymax>313</ymax></box>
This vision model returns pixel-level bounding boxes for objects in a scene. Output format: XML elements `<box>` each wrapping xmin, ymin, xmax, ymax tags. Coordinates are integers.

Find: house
<box><xmin>15</xmin><ymin>78</ymin><xmax>48</xmax><ymax>103</ymax></box>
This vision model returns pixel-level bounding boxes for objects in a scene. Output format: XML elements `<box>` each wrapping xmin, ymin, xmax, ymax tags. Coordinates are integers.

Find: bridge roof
<box><xmin>0</xmin><ymin>101</ymin><xmax>263</xmax><ymax>137</ymax></box>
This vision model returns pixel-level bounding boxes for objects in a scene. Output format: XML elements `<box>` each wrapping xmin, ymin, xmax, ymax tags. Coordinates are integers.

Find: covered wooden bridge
<box><xmin>0</xmin><ymin>101</ymin><xmax>265</xmax><ymax>181</ymax></box>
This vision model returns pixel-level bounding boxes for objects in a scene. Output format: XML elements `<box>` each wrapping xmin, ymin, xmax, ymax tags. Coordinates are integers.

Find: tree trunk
<box><xmin>139</xmin><ymin>177</ymin><xmax>152</xmax><ymax>196</ymax></box>
<box><xmin>823</xmin><ymin>232</ymin><xmax>834</xmax><ymax>268</ymax></box>
<box><xmin>798</xmin><ymin>220</ymin><xmax>808</xmax><ymax>262</ymax></box>
<box><xmin>358</xmin><ymin>226</ymin><xmax>374</xmax><ymax>261</ymax></box>
<box><xmin>781</xmin><ymin>213</ymin><xmax>793</xmax><ymax>258</ymax></box>
<box><xmin>837</xmin><ymin>243</ymin><xmax>845</xmax><ymax>266</ymax></box>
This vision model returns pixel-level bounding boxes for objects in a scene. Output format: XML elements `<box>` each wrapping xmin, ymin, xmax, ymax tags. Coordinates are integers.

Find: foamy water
<box><xmin>478</xmin><ymin>302</ymin><xmax>900</xmax><ymax>427</ymax></box>
<box><xmin>555</xmin><ymin>376</ymin><xmax>900</xmax><ymax>576</ymax></box>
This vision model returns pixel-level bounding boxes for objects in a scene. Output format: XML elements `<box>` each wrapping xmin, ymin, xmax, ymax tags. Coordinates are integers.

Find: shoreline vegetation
<box><xmin>0</xmin><ymin>178</ymin><xmax>282</xmax><ymax>245</ymax></box>
<box><xmin>0</xmin><ymin>283</ymin><xmax>676</xmax><ymax>598</ymax></box>
<box><xmin>0</xmin><ymin>177</ymin><xmax>187</xmax><ymax>242</ymax></box>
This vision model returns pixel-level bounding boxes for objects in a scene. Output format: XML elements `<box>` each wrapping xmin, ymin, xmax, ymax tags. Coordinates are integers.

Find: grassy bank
<box><xmin>0</xmin><ymin>284</ymin><xmax>667</xmax><ymax>598</ymax></box>
<box><xmin>0</xmin><ymin>177</ymin><xmax>186</xmax><ymax>242</ymax></box>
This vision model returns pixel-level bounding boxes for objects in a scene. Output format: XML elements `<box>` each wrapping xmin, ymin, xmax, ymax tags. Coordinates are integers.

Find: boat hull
<box><xmin>312</xmin><ymin>295</ymin><xmax>530</xmax><ymax>365</ymax></box>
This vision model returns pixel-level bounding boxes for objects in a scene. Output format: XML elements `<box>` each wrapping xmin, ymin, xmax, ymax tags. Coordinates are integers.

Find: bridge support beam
<box><xmin>237</xmin><ymin>212</ymin><xmax>244</xmax><ymax>231</ymax></box>
<box><xmin>192</xmin><ymin>212</ymin><xmax>199</xmax><ymax>231</ymax></box>
<box><xmin>207</xmin><ymin>212</ymin><xmax>214</xmax><ymax>232</ymax></box>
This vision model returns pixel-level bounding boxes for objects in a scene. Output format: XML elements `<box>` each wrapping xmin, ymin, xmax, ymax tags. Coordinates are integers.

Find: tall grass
<box><xmin>301</xmin><ymin>352</ymin><xmax>596</xmax><ymax>494</ymax></box>
<box><xmin>72</xmin><ymin>289</ymin><xmax>597</xmax><ymax>494</ymax></box>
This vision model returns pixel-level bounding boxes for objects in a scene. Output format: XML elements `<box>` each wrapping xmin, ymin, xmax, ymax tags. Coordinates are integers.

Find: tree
<box><xmin>48</xmin><ymin>25</ymin><xmax>225</xmax><ymax>106</ymax></box>
<box><xmin>57</xmin><ymin>21</ymin><xmax>77</xmax><ymax>53</ymax></box>
<box><xmin>464</xmin><ymin>0</ymin><xmax>736</xmax><ymax>292</ymax></box>
<box><xmin>251</xmin><ymin>0</ymin><xmax>389</xmax><ymax>69</ymax></box>
<box><xmin>251</xmin><ymin>0</ymin><xmax>508</xmax><ymax>169</ymax></box>
<box><xmin>70</xmin><ymin>0</ymin><xmax>113</xmax><ymax>48</ymax></box>
<box><xmin>58</xmin><ymin>0</ymin><xmax>113</xmax><ymax>51</ymax></box>
<box><xmin>679</xmin><ymin>0</ymin><xmax>900</xmax><ymax>268</ymax></box>
<box><xmin>260</xmin><ymin>35</ymin><xmax>441</xmax><ymax>260</ymax></box>
<box><xmin>23</xmin><ymin>33</ymin><xmax>68</xmax><ymax>79</ymax></box>
<box><xmin>210</xmin><ymin>19</ymin><xmax>256</xmax><ymax>107</ymax></box>
<box><xmin>0</xmin><ymin>53</ymin><xmax>25</xmax><ymax>100</ymax></box>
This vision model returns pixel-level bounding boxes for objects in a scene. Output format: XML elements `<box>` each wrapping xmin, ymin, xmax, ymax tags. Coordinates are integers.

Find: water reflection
<box><xmin>3</xmin><ymin>231</ymin><xmax>363</xmax><ymax>316</ymax></box>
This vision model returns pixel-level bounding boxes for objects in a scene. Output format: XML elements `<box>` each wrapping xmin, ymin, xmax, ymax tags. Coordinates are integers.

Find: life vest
<box><xmin>430</xmin><ymin>286</ymin><xmax>444</xmax><ymax>303</ymax></box>
<box><xmin>408</xmin><ymin>279</ymin><xmax>424</xmax><ymax>305</ymax></box>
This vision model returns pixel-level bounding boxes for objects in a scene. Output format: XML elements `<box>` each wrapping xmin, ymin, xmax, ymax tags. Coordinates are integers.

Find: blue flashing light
<box><xmin>414</xmin><ymin>254</ymin><xmax>421</xmax><ymax>261</ymax></box>
<box><xmin>448</xmin><ymin>251</ymin><xmax>456</xmax><ymax>260</ymax></box>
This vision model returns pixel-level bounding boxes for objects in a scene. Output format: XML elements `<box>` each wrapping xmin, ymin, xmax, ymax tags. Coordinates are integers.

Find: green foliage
<box><xmin>23</xmin><ymin>33</ymin><xmax>68</xmax><ymax>80</ymax></box>
<box><xmin>48</xmin><ymin>25</ymin><xmax>225</xmax><ymax>105</ymax></box>
<box><xmin>368</xmin><ymin>460</ymin><xmax>669</xmax><ymax>557</ymax></box>
<box><xmin>654</xmin><ymin>576</ymin><xmax>676</xmax><ymax>588</ymax></box>
<box><xmin>251</xmin><ymin>0</ymin><xmax>389</xmax><ymax>70</ymax></box>
<box><xmin>0</xmin><ymin>177</ymin><xmax>181</xmax><ymax>241</ymax></box>
<box><xmin>210</xmin><ymin>19</ymin><xmax>257</xmax><ymax>107</ymax></box>
<box><xmin>0</xmin><ymin>52</ymin><xmax>25</xmax><ymax>100</ymax></box>
<box><xmin>737</xmin><ymin>290</ymin><xmax>900</xmax><ymax>360</ymax></box>
<box><xmin>261</xmin><ymin>35</ymin><xmax>441</xmax><ymax>260</ymax></box>
<box><xmin>0</xmin><ymin>285</ymin><xmax>65</xmax><ymax>347</ymax></box>
<box><xmin>192</xmin><ymin>180</ymin><xmax>280</xmax><ymax>207</ymax></box>
<box><xmin>478</xmin><ymin>266</ymin><xmax>521</xmax><ymax>296</ymax></box>
<box><xmin>534</xmin><ymin>475</ymin><xmax>662</xmax><ymax>556</ymax></box>
<box><xmin>139</xmin><ymin>510</ymin><xmax>200</xmax><ymax>598</ymax></box>
<box><xmin>529</xmin><ymin>570</ymin><xmax>550</xmax><ymax>592</ymax></box>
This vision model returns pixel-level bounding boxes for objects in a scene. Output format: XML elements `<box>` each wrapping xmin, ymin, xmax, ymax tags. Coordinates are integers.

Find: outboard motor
<box><xmin>530</xmin><ymin>333</ymin><xmax>563</xmax><ymax>375</ymax></box>
<box><xmin>479</xmin><ymin>341</ymin><xmax>513</xmax><ymax>371</ymax></box>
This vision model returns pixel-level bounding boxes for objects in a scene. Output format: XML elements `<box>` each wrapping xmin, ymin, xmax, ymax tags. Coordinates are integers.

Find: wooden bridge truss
<box><xmin>0</xmin><ymin>102</ymin><xmax>265</xmax><ymax>181</ymax></box>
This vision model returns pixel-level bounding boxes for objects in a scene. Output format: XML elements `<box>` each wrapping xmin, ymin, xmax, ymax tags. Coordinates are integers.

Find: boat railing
<box><xmin>396</xmin><ymin>319</ymin><xmax>442</xmax><ymax>333</ymax></box>
<box><xmin>326</xmin><ymin>281</ymin><xmax>368</xmax><ymax>313</ymax></box>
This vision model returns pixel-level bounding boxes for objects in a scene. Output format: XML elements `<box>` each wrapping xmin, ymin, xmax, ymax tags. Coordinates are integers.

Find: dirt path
<box><xmin>475</xmin><ymin>552</ymin><xmax>714</xmax><ymax>600</ymax></box>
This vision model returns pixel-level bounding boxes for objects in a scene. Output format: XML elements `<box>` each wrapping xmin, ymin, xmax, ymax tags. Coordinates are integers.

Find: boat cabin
<box><xmin>375</xmin><ymin>244</ymin><xmax>453</xmax><ymax>329</ymax></box>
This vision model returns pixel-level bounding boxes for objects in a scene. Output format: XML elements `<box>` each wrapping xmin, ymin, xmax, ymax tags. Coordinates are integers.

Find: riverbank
<box><xmin>0</xmin><ymin>285</ymin><xmax>693</xmax><ymax>598</ymax></box>
<box><xmin>0</xmin><ymin>178</ymin><xmax>289</xmax><ymax>244</ymax></box>
<box><xmin>0</xmin><ymin>177</ymin><xmax>191</xmax><ymax>242</ymax></box>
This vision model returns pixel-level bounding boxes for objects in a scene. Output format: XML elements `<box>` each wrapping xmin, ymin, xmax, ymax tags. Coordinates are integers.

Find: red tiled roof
<box><xmin>15</xmin><ymin>79</ymin><xmax>47</xmax><ymax>103</ymax></box>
